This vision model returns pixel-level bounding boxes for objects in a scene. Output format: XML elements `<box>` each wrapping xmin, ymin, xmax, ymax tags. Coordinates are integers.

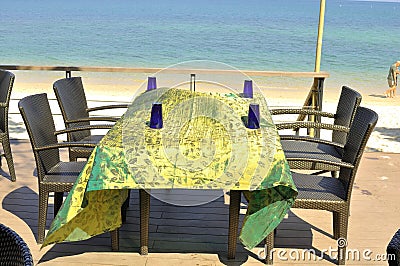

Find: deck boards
<box><xmin>1</xmin><ymin>139</ymin><xmax>399</xmax><ymax>265</ymax></box>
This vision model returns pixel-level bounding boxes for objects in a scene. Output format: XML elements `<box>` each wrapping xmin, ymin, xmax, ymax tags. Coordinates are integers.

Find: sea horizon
<box><xmin>2</xmin><ymin>0</ymin><xmax>400</xmax><ymax>95</ymax></box>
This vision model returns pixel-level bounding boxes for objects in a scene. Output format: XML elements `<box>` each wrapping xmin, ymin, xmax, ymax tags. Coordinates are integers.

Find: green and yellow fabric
<box><xmin>43</xmin><ymin>88</ymin><xmax>297</xmax><ymax>249</ymax></box>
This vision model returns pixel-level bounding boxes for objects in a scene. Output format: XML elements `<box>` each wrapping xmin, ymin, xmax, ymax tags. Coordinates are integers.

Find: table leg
<box><xmin>110</xmin><ymin>229</ymin><xmax>119</xmax><ymax>251</ymax></box>
<box><xmin>54</xmin><ymin>192</ymin><xmax>64</xmax><ymax>218</ymax></box>
<box><xmin>265</xmin><ymin>231</ymin><xmax>274</xmax><ymax>264</ymax></box>
<box><xmin>140</xmin><ymin>189</ymin><xmax>150</xmax><ymax>255</ymax></box>
<box><xmin>228</xmin><ymin>190</ymin><xmax>241</xmax><ymax>259</ymax></box>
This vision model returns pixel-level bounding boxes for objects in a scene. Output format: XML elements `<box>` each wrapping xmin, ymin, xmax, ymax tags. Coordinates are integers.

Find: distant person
<box><xmin>385</xmin><ymin>61</ymin><xmax>400</xmax><ymax>98</ymax></box>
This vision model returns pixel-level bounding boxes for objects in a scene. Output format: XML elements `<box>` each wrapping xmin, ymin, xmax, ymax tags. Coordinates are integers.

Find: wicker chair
<box><xmin>18</xmin><ymin>93</ymin><xmax>119</xmax><ymax>248</ymax></box>
<box><xmin>0</xmin><ymin>69</ymin><xmax>17</xmax><ymax>181</ymax></box>
<box><xmin>271</xmin><ymin>86</ymin><xmax>362</xmax><ymax>176</ymax></box>
<box><xmin>53</xmin><ymin>77</ymin><xmax>128</xmax><ymax>161</ymax></box>
<box><xmin>387</xmin><ymin>229</ymin><xmax>400</xmax><ymax>266</ymax></box>
<box><xmin>262</xmin><ymin>106</ymin><xmax>378</xmax><ymax>265</ymax></box>
<box><xmin>0</xmin><ymin>223</ymin><xmax>34</xmax><ymax>266</ymax></box>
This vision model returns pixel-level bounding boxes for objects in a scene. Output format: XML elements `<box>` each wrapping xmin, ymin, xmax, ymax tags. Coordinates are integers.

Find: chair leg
<box><xmin>335</xmin><ymin>212</ymin><xmax>349</xmax><ymax>265</ymax></box>
<box><xmin>69</xmin><ymin>149</ymin><xmax>78</xmax><ymax>162</ymax></box>
<box><xmin>140</xmin><ymin>189</ymin><xmax>150</xmax><ymax>255</ymax></box>
<box><xmin>265</xmin><ymin>231</ymin><xmax>274</xmax><ymax>265</ymax></box>
<box><xmin>228</xmin><ymin>190</ymin><xmax>241</xmax><ymax>259</ymax></box>
<box><xmin>333</xmin><ymin>212</ymin><xmax>340</xmax><ymax>239</ymax></box>
<box><xmin>126</xmin><ymin>189</ymin><xmax>130</xmax><ymax>207</ymax></box>
<box><xmin>2</xmin><ymin>138</ymin><xmax>16</xmax><ymax>182</ymax></box>
<box><xmin>110</xmin><ymin>229</ymin><xmax>119</xmax><ymax>251</ymax></box>
<box><xmin>54</xmin><ymin>192</ymin><xmax>64</xmax><ymax>217</ymax></box>
<box><xmin>38</xmin><ymin>189</ymin><xmax>49</xmax><ymax>244</ymax></box>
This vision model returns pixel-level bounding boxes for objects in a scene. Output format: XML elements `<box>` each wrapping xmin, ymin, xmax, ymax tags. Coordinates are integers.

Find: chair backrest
<box><xmin>339</xmin><ymin>106</ymin><xmax>378</xmax><ymax>201</ymax></box>
<box><xmin>0</xmin><ymin>223</ymin><xmax>33</xmax><ymax>266</ymax></box>
<box><xmin>18</xmin><ymin>93</ymin><xmax>60</xmax><ymax>180</ymax></box>
<box><xmin>53</xmin><ymin>77</ymin><xmax>90</xmax><ymax>141</ymax></box>
<box><xmin>0</xmin><ymin>69</ymin><xmax>15</xmax><ymax>134</ymax></box>
<box><xmin>387</xmin><ymin>229</ymin><xmax>400</xmax><ymax>266</ymax></box>
<box><xmin>332</xmin><ymin>86</ymin><xmax>362</xmax><ymax>145</ymax></box>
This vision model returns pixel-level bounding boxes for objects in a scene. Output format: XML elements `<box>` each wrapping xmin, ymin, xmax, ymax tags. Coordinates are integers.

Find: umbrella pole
<box><xmin>310</xmin><ymin>0</ymin><xmax>326</xmax><ymax>137</ymax></box>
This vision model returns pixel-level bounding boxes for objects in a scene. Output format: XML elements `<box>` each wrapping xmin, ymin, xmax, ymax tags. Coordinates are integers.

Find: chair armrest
<box><xmin>276</xmin><ymin>122</ymin><xmax>349</xmax><ymax>132</ymax></box>
<box><xmin>86</xmin><ymin>104</ymin><xmax>129</xmax><ymax>112</ymax></box>
<box><xmin>286</xmin><ymin>157</ymin><xmax>354</xmax><ymax>169</ymax></box>
<box><xmin>66</xmin><ymin>117</ymin><xmax>119</xmax><ymax>123</ymax></box>
<box><xmin>270</xmin><ymin>108</ymin><xmax>335</xmax><ymax>118</ymax></box>
<box><xmin>279</xmin><ymin>135</ymin><xmax>345</xmax><ymax>149</ymax></box>
<box><xmin>34</xmin><ymin>141</ymin><xmax>97</xmax><ymax>151</ymax></box>
<box><xmin>54</xmin><ymin>124</ymin><xmax>113</xmax><ymax>136</ymax></box>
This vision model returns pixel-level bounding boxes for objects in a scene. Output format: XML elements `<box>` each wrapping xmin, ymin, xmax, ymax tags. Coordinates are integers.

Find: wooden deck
<box><xmin>1</xmin><ymin>139</ymin><xmax>399</xmax><ymax>265</ymax></box>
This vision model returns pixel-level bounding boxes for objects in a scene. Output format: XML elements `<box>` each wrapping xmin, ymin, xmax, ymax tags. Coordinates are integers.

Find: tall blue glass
<box><xmin>147</xmin><ymin>76</ymin><xmax>157</xmax><ymax>91</ymax></box>
<box><xmin>247</xmin><ymin>103</ymin><xmax>260</xmax><ymax>129</ymax></box>
<box><xmin>243</xmin><ymin>80</ymin><xmax>253</xmax><ymax>98</ymax></box>
<box><xmin>150</xmin><ymin>102</ymin><xmax>163</xmax><ymax>129</ymax></box>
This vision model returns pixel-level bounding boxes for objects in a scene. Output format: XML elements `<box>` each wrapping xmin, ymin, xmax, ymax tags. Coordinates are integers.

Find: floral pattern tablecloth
<box><xmin>42</xmin><ymin>88</ymin><xmax>297</xmax><ymax>249</ymax></box>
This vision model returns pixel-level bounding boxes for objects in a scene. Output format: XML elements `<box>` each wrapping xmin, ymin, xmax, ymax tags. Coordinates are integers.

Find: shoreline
<box><xmin>13</xmin><ymin>80</ymin><xmax>400</xmax><ymax>105</ymax></box>
<box><xmin>9</xmin><ymin>75</ymin><xmax>400</xmax><ymax>154</ymax></box>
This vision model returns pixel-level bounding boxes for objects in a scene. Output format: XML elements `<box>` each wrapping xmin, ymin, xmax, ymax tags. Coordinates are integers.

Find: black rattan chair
<box><xmin>18</xmin><ymin>93</ymin><xmax>119</xmax><ymax>248</ymax></box>
<box><xmin>263</xmin><ymin>106</ymin><xmax>378</xmax><ymax>265</ymax></box>
<box><xmin>53</xmin><ymin>77</ymin><xmax>128</xmax><ymax>161</ymax></box>
<box><xmin>271</xmin><ymin>86</ymin><xmax>362</xmax><ymax>176</ymax></box>
<box><xmin>387</xmin><ymin>229</ymin><xmax>400</xmax><ymax>266</ymax></box>
<box><xmin>0</xmin><ymin>69</ymin><xmax>17</xmax><ymax>181</ymax></box>
<box><xmin>0</xmin><ymin>223</ymin><xmax>33</xmax><ymax>266</ymax></box>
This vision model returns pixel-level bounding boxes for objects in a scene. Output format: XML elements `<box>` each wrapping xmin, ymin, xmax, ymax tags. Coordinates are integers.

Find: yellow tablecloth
<box><xmin>42</xmin><ymin>88</ymin><xmax>297</xmax><ymax>249</ymax></box>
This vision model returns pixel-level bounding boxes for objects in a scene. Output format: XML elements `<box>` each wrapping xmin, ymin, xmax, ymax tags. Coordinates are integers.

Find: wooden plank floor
<box><xmin>1</xmin><ymin>139</ymin><xmax>399</xmax><ymax>265</ymax></box>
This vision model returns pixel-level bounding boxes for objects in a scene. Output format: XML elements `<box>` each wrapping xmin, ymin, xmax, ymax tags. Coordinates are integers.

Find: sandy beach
<box><xmin>8</xmin><ymin>72</ymin><xmax>400</xmax><ymax>154</ymax></box>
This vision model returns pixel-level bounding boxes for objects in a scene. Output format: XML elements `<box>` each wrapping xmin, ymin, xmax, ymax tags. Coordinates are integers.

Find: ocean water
<box><xmin>1</xmin><ymin>0</ymin><xmax>400</xmax><ymax>93</ymax></box>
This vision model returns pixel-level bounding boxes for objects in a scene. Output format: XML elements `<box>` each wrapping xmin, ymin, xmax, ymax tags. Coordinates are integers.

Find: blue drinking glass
<box><xmin>243</xmin><ymin>80</ymin><xmax>253</xmax><ymax>98</ymax></box>
<box><xmin>247</xmin><ymin>103</ymin><xmax>260</xmax><ymax>129</ymax></box>
<box><xmin>147</xmin><ymin>76</ymin><xmax>157</xmax><ymax>91</ymax></box>
<box><xmin>150</xmin><ymin>102</ymin><xmax>163</xmax><ymax>129</ymax></box>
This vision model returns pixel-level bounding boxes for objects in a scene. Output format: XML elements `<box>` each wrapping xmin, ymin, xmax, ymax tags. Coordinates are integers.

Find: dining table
<box><xmin>42</xmin><ymin>86</ymin><xmax>298</xmax><ymax>256</ymax></box>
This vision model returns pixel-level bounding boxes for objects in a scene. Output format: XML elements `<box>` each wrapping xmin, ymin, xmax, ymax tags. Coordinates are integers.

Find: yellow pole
<box><xmin>314</xmin><ymin>0</ymin><xmax>326</xmax><ymax>72</ymax></box>
<box><xmin>310</xmin><ymin>0</ymin><xmax>326</xmax><ymax>137</ymax></box>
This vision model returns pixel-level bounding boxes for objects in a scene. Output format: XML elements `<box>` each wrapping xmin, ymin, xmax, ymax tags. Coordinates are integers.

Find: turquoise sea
<box><xmin>1</xmin><ymin>0</ymin><xmax>400</xmax><ymax>93</ymax></box>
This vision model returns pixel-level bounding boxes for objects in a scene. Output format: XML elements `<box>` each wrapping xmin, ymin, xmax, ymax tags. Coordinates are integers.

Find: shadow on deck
<box><xmin>1</xmin><ymin>139</ymin><xmax>399</xmax><ymax>265</ymax></box>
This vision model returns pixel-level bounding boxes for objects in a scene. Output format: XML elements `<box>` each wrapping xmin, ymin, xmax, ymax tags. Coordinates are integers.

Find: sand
<box><xmin>8</xmin><ymin>72</ymin><xmax>400</xmax><ymax>153</ymax></box>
